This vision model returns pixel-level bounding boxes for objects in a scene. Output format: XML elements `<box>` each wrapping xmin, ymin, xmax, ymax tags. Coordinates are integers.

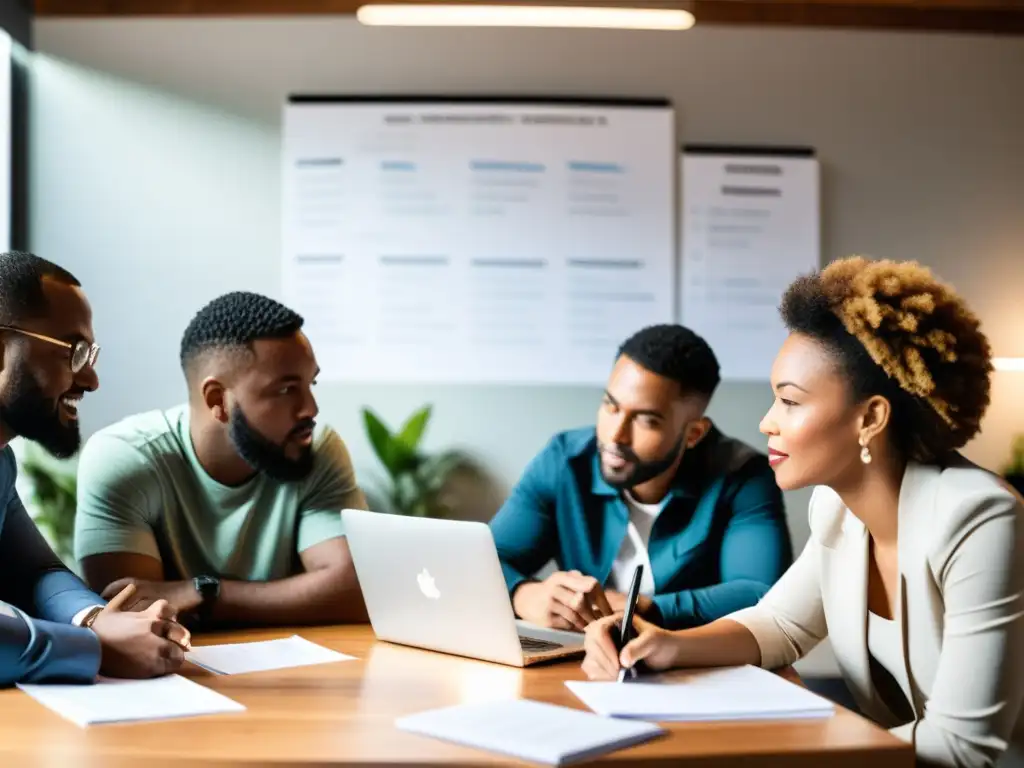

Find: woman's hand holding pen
<box><xmin>581</xmin><ymin>614</ymin><xmax>684</xmax><ymax>681</ymax></box>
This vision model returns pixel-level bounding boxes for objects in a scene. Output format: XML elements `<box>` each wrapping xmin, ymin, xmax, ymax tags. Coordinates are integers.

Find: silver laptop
<box><xmin>342</xmin><ymin>509</ymin><xmax>585</xmax><ymax>667</ymax></box>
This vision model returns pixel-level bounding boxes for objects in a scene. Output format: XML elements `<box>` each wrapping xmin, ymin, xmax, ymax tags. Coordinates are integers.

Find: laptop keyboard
<box><xmin>519</xmin><ymin>636</ymin><xmax>563</xmax><ymax>653</ymax></box>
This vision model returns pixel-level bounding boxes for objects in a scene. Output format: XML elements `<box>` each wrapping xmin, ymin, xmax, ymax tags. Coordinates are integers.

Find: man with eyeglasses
<box><xmin>0</xmin><ymin>251</ymin><xmax>191</xmax><ymax>686</ymax></box>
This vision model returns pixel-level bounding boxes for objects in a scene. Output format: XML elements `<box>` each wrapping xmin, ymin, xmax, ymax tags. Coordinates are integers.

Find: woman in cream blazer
<box><xmin>581</xmin><ymin>257</ymin><xmax>1024</xmax><ymax>768</ymax></box>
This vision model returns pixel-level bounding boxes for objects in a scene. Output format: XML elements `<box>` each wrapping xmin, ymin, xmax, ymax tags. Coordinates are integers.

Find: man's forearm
<box><xmin>210</xmin><ymin>568</ymin><xmax>368</xmax><ymax>627</ymax></box>
<box><xmin>652</xmin><ymin>578</ymin><xmax>770</xmax><ymax>630</ymax></box>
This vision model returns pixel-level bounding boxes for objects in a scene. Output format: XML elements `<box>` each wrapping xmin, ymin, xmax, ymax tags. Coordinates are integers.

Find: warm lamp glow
<box><xmin>994</xmin><ymin>358</ymin><xmax>1024</xmax><ymax>372</ymax></box>
<box><xmin>356</xmin><ymin>4</ymin><xmax>696</xmax><ymax>30</ymax></box>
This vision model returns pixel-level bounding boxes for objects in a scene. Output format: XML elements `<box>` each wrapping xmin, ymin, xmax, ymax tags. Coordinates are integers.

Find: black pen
<box><xmin>615</xmin><ymin>564</ymin><xmax>643</xmax><ymax>683</ymax></box>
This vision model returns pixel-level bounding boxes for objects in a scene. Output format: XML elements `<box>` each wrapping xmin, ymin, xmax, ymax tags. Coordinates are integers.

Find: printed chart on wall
<box><xmin>680</xmin><ymin>147</ymin><xmax>820</xmax><ymax>381</ymax></box>
<box><xmin>282</xmin><ymin>97</ymin><xmax>675</xmax><ymax>384</ymax></box>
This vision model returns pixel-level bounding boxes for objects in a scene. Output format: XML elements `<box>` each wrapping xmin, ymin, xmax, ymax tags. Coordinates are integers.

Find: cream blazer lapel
<box><xmin>821</xmin><ymin>463</ymin><xmax>939</xmax><ymax>725</ymax></box>
<box><xmin>819</xmin><ymin>508</ymin><xmax>879</xmax><ymax>718</ymax></box>
<box><xmin>894</xmin><ymin>461</ymin><xmax>942</xmax><ymax>721</ymax></box>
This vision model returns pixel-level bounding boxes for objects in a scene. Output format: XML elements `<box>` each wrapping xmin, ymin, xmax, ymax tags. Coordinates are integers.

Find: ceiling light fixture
<box><xmin>356</xmin><ymin>4</ymin><xmax>695</xmax><ymax>30</ymax></box>
<box><xmin>994</xmin><ymin>357</ymin><xmax>1024</xmax><ymax>372</ymax></box>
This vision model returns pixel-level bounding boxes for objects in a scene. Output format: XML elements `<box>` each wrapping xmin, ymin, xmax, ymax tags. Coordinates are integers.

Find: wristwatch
<box><xmin>80</xmin><ymin>605</ymin><xmax>104</xmax><ymax>630</ymax></box>
<box><xmin>193</xmin><ymin>575</ymin><xmax>221</xmax><ymax>623</ymax></box>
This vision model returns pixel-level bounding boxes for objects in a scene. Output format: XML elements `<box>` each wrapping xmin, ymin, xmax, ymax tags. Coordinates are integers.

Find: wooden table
<box><xmin>0</xmin><ymin>625</ymin><xmax>913</xmax><ymax>767</ymax></box>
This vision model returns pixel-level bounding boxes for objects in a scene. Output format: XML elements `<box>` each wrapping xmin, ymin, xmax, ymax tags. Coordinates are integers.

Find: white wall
<box><xmin>28</xmin><ymin>18</ymin><xmax>1024</xmax><ymax>673</ymax></box>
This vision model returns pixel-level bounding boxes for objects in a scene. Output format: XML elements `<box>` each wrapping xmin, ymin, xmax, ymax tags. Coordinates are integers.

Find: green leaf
<box><xmin>396</xmin><ymin>405</ymin><xmax>432</xmax><ymax>453</ymax></box>
<box><xmin>362</xmin><ymin>408</ymin><xmax>399</xmax><ymax>475</ymax></box>
<box><xmin>1005</xmin><ymin>433</ymin><xmax>1024</xmax><ymax>476</ymax></box>
<box><xmin>17</xmin><ymin>448</ymin><xmax>78</xmax><ymax>568</ymax></box>
<box><xmin>394</xmin><ymin>449</ymin><xmax>422</xmax><ymax>476</ymax></box>
<box><xmin>359</xmin><ymin>402</ymin><xmax>495</xmax><ymax>520</ymax></box>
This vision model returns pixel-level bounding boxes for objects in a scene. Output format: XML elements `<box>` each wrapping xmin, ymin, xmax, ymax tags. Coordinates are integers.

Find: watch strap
<box><xmin>193</xmin><ymin>575</ymin><xmax>220</xmax><ymax>623</ymax></box>
<box><xmin>80</xmin><ymin>605</ymin><xmax>104</xmax><ymax>630</ymax></box>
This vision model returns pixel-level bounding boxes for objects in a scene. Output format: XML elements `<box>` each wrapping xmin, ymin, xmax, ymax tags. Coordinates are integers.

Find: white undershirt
<box><xmin>868</xmin><ymin>612</ymin><xmax>905</xmax><ymax>681</ymax></box>
<box><xmin>608</xmin><ymin>491</ymin><xmax>663</xmax><ymax>597</ymax></box>
<box><xmin>867</xmin><ymin>610</ymin><xmax>914</xmax><ymax>716</ymax></box>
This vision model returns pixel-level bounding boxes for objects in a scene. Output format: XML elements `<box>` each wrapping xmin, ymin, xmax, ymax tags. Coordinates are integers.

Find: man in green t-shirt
<box><xmin>73</xmin><ymin>291</ymin><xmax>369</xmax><ymax>628</ymax></box>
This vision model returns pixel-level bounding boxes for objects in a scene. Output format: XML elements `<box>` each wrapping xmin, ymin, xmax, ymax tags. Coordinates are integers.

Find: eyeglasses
<box><xmin>0</xmin><ymin>325</ymin><xmax>100</xmax><ymax>373</ymax></box>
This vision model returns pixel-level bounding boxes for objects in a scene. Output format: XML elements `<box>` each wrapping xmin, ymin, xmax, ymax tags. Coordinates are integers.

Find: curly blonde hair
<box><xmin>781</xmin><ymin>256</ymin><xmax>993</xmax><ymax>462</ymax></box>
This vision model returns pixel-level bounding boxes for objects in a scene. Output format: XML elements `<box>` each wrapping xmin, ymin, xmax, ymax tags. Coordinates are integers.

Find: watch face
<box><xmin>196</xmin><ymin>576</ymin><xmax>219</xmax><ymax>595</ymax></box>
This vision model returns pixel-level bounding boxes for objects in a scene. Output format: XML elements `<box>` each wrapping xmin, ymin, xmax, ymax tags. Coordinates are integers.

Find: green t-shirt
<box><xmin>73</xmin><ymin>405</ymin><xmax>366</xmax><ymax>581</ymax></box>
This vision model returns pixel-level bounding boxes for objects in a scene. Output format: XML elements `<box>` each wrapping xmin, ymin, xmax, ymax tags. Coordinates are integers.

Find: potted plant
<box><xmin>1004</xmin><ymin>434</ymin><xmax>1024</xmax><ymax>497</ymax></box>
<box><xmin>17</xmin><ymin>443</ymin><xmax>78</xmax><ymax>569</ymax></box>
<box><xmin>361</xmin><ymin>404</ymin><xmax>500</xmax><ymax>520</ymax></box>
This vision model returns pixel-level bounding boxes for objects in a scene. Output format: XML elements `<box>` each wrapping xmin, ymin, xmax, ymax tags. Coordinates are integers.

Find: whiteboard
<box><xmin>679</xmin><ymin>148</ymin><xmax>820</xmax><ymax>381</ymax></box>
<box><xmin>0</xmin><ymin>30</ymin><xmax>11</xmax><ymax>253</ymax></box>
<box><xmin>282</xmin><ymin>98</ymin><xmax>676</xmax><ymax>384</ymax></box>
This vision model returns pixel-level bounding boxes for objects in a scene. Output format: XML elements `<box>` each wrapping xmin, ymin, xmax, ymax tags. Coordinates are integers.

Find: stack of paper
<box><xmin>567</xmin><ymin>665</ymin><xmax>835</xmax><ymax>722</ymax></box>
<box><xmin>396</xmin><ymin>699</ymin><xmax>664</xmax><ymax>765</ymax></box>
<box><xmin>186</xmin><ymin>634</ymin><xmax>355</xmax><ymax>675</ymax></box>
<box><xmin>18</xmin><ymin>674</ymin><xmax>245</xmax><ymax>727</ymax></box>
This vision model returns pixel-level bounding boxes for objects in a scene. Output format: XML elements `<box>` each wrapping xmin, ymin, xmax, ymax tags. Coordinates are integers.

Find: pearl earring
<box><xmin>860</xmin><ymin>440</ymin><xmax>872</xmax><ymax>465</ymax></box>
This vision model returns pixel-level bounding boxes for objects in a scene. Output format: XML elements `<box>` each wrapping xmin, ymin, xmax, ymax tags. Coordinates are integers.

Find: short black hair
<box><xmin>617</xmin><ymin>324</ymin><xmax>721</xmax><ymax>399</ymax></box>
<box><xmin>180</xmin><ymin>291</ymin><xmax>304</xmax><ymax>379</ymax></box>
<box><xmin>780</xmin><ymin>257</ymin><xmax>992</xmax><ymax>462</ymax></box>
<box><xmin>0</xmin><ymin>251</ymin><xmax>80</xmax><ymax>325</ymax></box>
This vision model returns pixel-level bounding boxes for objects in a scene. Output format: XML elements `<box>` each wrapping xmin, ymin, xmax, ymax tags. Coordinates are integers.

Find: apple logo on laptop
<box><xmin>417</xmin><ymin>568</ymin><xmax>441</xmax><ymax>600</ymax></box>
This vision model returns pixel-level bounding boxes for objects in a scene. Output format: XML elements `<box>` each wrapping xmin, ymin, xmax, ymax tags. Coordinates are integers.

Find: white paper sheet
<box><xmin>396</xmin><ymin>699</ymin><xmax>664</xmax><ymax>765</ymax></box>
<box><xmin>567</xmin><ymin>665</ymin><xmax>834</xmax><ymax>721</ymax></box>
<box><xmin>18</xmin><ymin>674</ymin><xmax>245</xmax><ymax>727</ymax></box>
<box><xmin>186</xmin><ymin>634</ymin><xmax>355</xmax><ymax>675</ymax></box>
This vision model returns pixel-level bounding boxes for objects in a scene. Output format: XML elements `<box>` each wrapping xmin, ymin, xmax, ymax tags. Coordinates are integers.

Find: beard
<box><xmin>0</xmin><ymin>368</ymin><xmax>81</xmax><ymax>459</ymax></box>
<box><xmin>598</xmin><ymin>432</ymin><xmax>686</xmax><ymax>491</ymax></box>
<box><xmin>227</xmin><ymin>405</ymin><xmax>315</xmax><ymax>483</ymax></box>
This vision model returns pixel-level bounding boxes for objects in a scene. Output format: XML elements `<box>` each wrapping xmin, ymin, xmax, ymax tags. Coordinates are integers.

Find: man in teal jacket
<box><xmin>490</xmin><ymin>324</ymin><xmax>792</xmax><ymax>631</ymax></box>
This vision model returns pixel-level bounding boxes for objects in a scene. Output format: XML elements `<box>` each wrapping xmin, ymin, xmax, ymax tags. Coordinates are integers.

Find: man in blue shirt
<box><xmin>0</xmin><ymin>251</ymin><xmax>190</xmax><ymax>686</ymax></box>
<box><xmin>490</xmin><ymin>324</ymin><xmax>792</xmax><ymax>631</ymax></box>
